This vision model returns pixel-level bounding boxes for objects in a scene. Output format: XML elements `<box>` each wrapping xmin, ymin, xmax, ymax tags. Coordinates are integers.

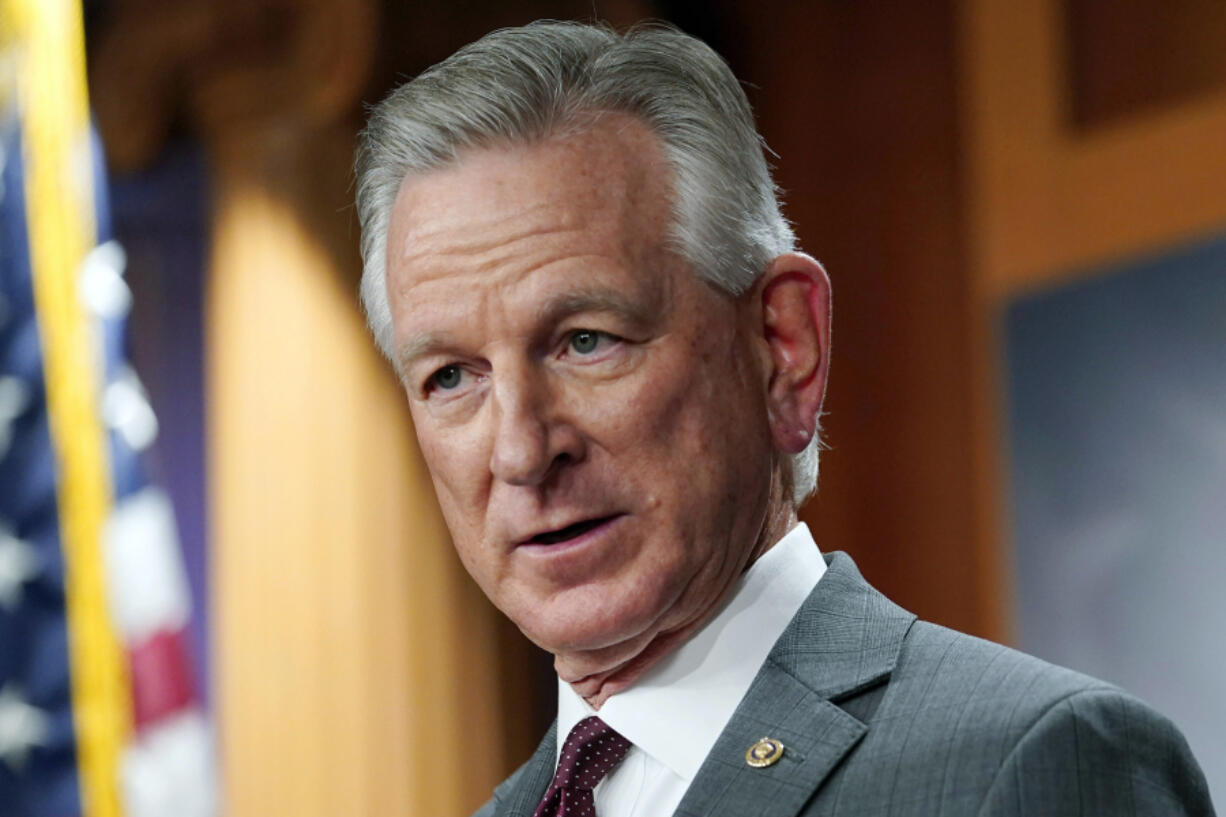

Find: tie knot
<box><xmin>553</xmin><ymin>716</ymin><xmax>631</xmax><ymax>791</ymax></box>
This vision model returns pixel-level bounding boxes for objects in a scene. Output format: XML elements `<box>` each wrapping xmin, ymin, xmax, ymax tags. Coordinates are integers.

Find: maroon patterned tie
<box><xmin>533</xmin><ymin>716</ymin><xmax>632</xmax><ymax>817</ymax></box>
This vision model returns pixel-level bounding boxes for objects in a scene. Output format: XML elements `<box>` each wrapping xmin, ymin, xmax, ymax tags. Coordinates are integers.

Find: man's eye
<box><xmin>430</xmin><ymin>365</ymin><xmax>464</xmax><ymax>391</ymax></box>
<box><xmin>569</xmin><ymin>330</ymin><xmax>604</xmax><ymax>355</ymax></box>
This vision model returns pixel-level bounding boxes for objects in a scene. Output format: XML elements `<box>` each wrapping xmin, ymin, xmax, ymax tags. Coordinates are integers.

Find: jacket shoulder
<box><xmin>977</xmin><ymin>684</ymin><xmax>1216</xmax><ymax>816</ymax></box>
<box><xmin>835</xmin><ymin>620</ymin><xmax>1214</xmax><ymax>815</ymax></box>
<box><xmin>897</xmin><ymin>619</ymin><xmax>1113</xmax><ymax>709</ymax></box>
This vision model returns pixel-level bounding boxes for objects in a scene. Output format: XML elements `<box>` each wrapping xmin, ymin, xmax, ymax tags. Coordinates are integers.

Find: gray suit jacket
<box><xmin>475</xmin><ymin>552</ymin><xmax>1214</xmax><ymax>816</ymax></box>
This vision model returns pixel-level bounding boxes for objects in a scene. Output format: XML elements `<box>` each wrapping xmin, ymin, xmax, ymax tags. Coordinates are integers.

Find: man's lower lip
<box><xmin>519</xmin><ymin>515</ymin><xmax>622</xmax><ymax>551</ymax></box>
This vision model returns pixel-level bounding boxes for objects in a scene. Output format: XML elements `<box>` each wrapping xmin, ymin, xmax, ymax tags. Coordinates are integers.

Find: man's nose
<box><xmin>489</xmin><ymin>372</ymin><xmax>584</xmax><ymax>487</ymax></box>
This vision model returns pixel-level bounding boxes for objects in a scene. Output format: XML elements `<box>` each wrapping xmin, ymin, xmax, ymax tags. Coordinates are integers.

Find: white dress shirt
<box><xmin>556</xmin><ymin>522</ymin><xmax>826</xmax><ymax>817</ymax></box>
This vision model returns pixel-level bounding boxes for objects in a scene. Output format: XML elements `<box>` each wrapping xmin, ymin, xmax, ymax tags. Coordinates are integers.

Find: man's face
<box><xmin>385</xmin><ymin>118</ymin><xmax>780</xmax><ymax>682</ymax></box>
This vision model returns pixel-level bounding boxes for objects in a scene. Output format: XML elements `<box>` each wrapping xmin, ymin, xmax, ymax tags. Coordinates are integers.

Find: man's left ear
<box><xmin>755</xmin><ymin>252</ymin><xmax>832</xmax><ymax>454</ymax></box>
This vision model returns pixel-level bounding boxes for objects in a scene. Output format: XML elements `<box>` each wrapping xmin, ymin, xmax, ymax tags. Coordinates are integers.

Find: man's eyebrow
<box><xmin>535</xmin><ymin>286</ymin><xmax>653</xmax><ymax>326</ymax></box>
<box><xmin>396</xmin><ymin>333</ymin><xmax>458</xmax><ymax>375</ymax></box>
<box><xmin>396</xmin><ymin>286</ymin><xmax>656</xmax><ymax>373</ymax></box>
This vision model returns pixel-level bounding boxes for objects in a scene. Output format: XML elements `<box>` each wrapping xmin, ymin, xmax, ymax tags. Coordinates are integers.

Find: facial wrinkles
<box><xmin>386</xmin><ymin>119</ymin><xmax>788</xmax><ymax>698</ymax></box>
<box><xmin>652</xmin><ymin>299</ymin><xmax>769</xmax><ymax>577</ymax></box>
<box><xmin>558</xmin><ymin>295</ymin><xmax>747</xmax><ymax>645</ymax></box>
<box><xmin>391</xmin><ymin>187</ymin><xmax>665</xmax><ymax>380</ymax></box>
<box><xmin>394</xmin><ymin>124</ymin><xmax>661</xmax><ymax>270</ymax></box>
<box><xmin>475</xmin><ymin>281</ymin><xmax>698</xmax><ymax>610</ymax></box>
<box><xmin>398</xmin><ymin>203</ymin><xmax>583</xmax><ymax>278</ymax></box>
<box><xmin>402</xmin><ymin>280</ymin><xmax>672</xmax><ymax>579</ymax></box>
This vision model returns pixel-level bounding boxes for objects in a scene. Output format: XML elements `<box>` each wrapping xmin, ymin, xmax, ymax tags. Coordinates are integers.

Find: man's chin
<box><xmin>507</xmin><ymin>582</ymin><xmax>664</xmax><ymax>655</ymax></box>
<box><xmin>550</xmin><ymin>620</ymin><xmax>703</xmax><ymax>708</ymax></box>
<box><xmin>542</xmin><ymin>622</ymin><xmax>659</xmax><ymax>681</ymax></box>
<box><xmin>554</xmin><ymin>644</ymin><xmax>652</xmax><ymax>709</ymax></box>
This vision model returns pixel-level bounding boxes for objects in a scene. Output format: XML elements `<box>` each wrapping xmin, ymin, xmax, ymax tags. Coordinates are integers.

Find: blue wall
<box><xmin>1005</xmin><ymin>232</ymin><xmax>1226</xmax><ymax>803</ymax></box>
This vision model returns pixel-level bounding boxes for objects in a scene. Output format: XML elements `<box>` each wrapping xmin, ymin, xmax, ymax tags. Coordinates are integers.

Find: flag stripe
<box><xmin>8</xmin><ymin>1</ymin><xmax>131</xmax><ymax>815</ymax></box>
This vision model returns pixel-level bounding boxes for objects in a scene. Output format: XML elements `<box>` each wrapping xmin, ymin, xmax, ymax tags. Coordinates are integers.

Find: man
<box><xmin>355</xmin><ymin>21</ymin><xmax>1213</xmax><ymax>817</ymax></box>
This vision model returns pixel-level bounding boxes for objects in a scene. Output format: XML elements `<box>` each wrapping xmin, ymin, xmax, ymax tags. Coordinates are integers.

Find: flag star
<box><xmin>0</xmin><ymin>375</ymin><xmax>31</xmax><ymax>461</ymax></box>
<box><xmin>0</xmin><ymin>525</ymin><xmax>40</xmax><ymax>610</ymax></box>
<box><xmin>78</xmin><ymin>240</ymin><xmax>131</xmax><ymax>319</ymax></box>
<box><xmin>0</xmin><ymin>685</ymin><xmax>49</xmax><ymax>771</ymax></box>
<box><xmin>102</xmin><ymin>366</ymin><xmax>158</xmax><ymax>451</ymax></box>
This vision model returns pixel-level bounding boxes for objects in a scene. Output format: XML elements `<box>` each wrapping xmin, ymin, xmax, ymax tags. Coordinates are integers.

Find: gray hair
<box><xmin>355</xmin><ymin>20</ymin><xmax>820</xmax><ymax>506</ymax></box>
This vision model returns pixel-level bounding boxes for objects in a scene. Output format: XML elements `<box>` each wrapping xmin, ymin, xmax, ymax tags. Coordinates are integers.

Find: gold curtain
<box><xmin>88</xmin><ymin>3</ymin><xmax>520</xmax><ymax>813</ymax></box>
<box><xmin>205</xmin><ymin>123</ymin><xmax>513</xmax><ymax>816</ymax></box>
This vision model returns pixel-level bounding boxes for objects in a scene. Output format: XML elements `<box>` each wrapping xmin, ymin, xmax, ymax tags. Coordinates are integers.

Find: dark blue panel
<box><xmin>1005</xmin><ymin>232</ymin><xmax>1226</xmax><ymax>806</ymax></box>
<box><xmin>109</xmin><ymin>143</ymin><xmax>210</xmax><ymax>706</ymax></box>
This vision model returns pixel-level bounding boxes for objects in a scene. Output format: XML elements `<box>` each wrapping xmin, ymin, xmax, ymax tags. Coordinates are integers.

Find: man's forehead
<box><xmin>384</xmin><ymin>117</ymin><xmax>686</xmax><ymax>370</ymax></box>
<box><xmin>388</xmin><ymin>115</ymin><xmax>674</xmax><ymax>254</ymax></box>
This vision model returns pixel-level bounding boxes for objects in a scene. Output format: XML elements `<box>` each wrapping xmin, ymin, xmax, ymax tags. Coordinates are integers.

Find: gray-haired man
<box><xmin>356</xmin><ymin>21</ymin><xmax>1213</xmax><ymax>817</ymax></box>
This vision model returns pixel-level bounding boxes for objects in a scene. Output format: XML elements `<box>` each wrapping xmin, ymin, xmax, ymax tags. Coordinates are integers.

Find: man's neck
<box><xmin>565</xmin><ymin>494</ymin><xmax>800</xmax><ymax>709</ymax></box>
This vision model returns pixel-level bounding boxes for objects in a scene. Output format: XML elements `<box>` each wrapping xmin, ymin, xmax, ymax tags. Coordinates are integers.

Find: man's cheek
<box><xmin>571</xmin><ymin>386</ymin><xmax>653</xmax><ymax>451</ymax></box>
<box><xmin>429</xmin><ymin>472</ymin><xmax>484</xmax><ymax>551</ymax></box>
<box><xmin>419</xmin><ymin>425</ymin><xmax>483</xmax><ymax>490</ymax></box>
<box><xmin>608</xmin><ymin>366</ymin><xmax>693</xmax><ymax>435</ymax></box>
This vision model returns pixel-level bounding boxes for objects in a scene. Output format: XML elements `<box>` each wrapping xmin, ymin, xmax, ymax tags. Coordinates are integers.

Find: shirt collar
<box><xmin>556</xmin><ymin>522</ymin><xmax>826</xmax><ymax>782</ymax></box>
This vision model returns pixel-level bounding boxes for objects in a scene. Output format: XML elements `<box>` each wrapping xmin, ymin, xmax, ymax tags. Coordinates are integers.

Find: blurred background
<box><xmin>2</xmin><ymin>0</ymin><xmax>1224</xmax><ymax>814</ymax></box>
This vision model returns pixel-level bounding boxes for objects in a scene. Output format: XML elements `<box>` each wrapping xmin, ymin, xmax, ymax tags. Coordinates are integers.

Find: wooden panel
<box><xmin>721</xmin><ymin>0</ymin><xmax>1008</xmax><ymax>642</ymax></box>
<box><xmin>961</xmin><ymin>0</ymin><xmax>1226</xmax><ymax>297</ymax></box>
<box><xmin>207</xmin><ymin>123</ymin><xmax>513</xmax><ymax>817</ymax></box>
<box><xmin>1067</xmin><ymin>0</ymin><xmax>1226</xmax><ymax>129</ymax></box>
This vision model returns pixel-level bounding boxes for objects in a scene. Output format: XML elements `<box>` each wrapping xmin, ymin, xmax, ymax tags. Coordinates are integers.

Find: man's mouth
<box><xmin>526</xmin><ymin>515</ymin><xmax>620</xmax><ymax>546</ymax></box>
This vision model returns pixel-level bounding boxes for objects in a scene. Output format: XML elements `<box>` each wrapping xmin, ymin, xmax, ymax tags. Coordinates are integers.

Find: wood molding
<box><xmin>961</xmin><ymin>0</ymin><xmax>1226</xmax><ymax>298</ymax></box>
<box><xmin>717</xmin><ymin>1</ymin><xmax>1009</xmax><ymax>642</ymax></box>
<box><xmin>89</xmin><ymin>0</ymin><xmax>375</xmax><ymax>170</ymax></box>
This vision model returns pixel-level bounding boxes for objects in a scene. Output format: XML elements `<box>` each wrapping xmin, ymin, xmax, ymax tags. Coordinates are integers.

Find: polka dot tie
<box><xmin>532</xmin><ymin>716</ymin><xmax>632</xmax><ymax>817</ymax></box>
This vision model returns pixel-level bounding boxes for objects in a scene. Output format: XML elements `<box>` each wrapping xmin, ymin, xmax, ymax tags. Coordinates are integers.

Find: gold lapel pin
<box><xmin>745</xmin><ymin>736</ymin><xmax>785</xmax><ymax>768</ymax></box>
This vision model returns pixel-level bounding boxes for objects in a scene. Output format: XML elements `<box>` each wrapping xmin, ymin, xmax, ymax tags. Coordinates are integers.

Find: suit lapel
<box><xmin>674</xmin><ymin>551</ymin><xmax>916</xmax><ymax>817</ymax></box>
<box><xmin>671</xmin><ymin>660</ymin><xmax>866</xmax><ymax>817</ymax></box>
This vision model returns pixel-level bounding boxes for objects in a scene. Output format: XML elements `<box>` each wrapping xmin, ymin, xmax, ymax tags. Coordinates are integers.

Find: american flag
<box><xmin>1</xmin><ymin>1</ymin><xmax>215</xmax><ymax>815</ymax></box>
